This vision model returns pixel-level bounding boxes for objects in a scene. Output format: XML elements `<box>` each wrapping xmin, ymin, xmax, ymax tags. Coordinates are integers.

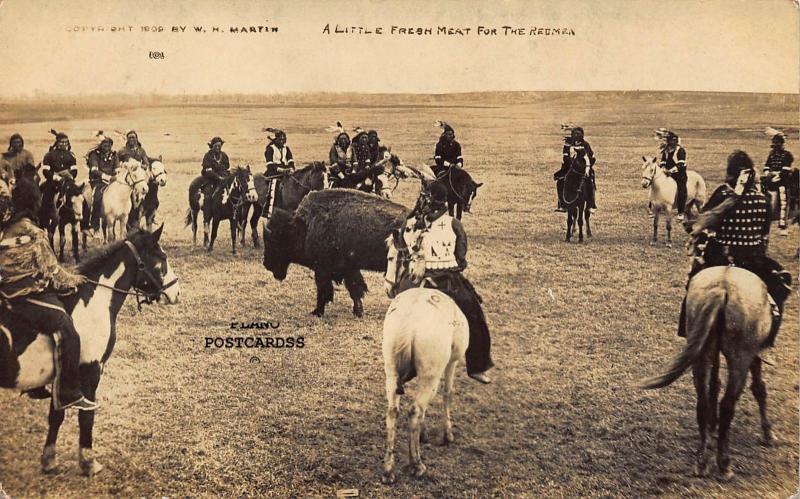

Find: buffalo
<box><xmin>262</xmin><ymin>189</ymin><xmax>408</xmax><ymax>317</ymax></box>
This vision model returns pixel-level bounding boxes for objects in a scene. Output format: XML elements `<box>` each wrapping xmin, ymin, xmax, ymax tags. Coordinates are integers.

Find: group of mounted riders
<box><xmin>553</xmin><ymin>123</ymin><xmax>794</xmax><ymax>364</ymax></box>
<box><xmin>0</xmin><ymin>129</ymin><xmax>158</xmax><ymax>412</ymax></box>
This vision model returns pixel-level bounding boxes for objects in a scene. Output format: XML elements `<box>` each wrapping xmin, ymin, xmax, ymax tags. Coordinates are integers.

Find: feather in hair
<box><xmin>765</xmin><ymin>126</ymin><xmax>785</xmax><ymax>138</ymax></box>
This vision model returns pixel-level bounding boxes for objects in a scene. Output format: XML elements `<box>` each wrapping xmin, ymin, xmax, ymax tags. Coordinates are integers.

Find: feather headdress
<box><xmin>765</xmin><ymin>126</ymin><xmax>785</xmax><ymax>139</ymax></box>
<box><xmin>325</xmin><ymin>121</ymin><xmax>346</xmax><ymax>134</ymax></box>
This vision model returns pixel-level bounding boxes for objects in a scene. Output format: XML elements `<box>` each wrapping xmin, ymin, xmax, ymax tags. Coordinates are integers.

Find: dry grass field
<box><xmin>0</xmin><ymin>92</ymin><xmax>797</xmax><ymax>498</ymax></box>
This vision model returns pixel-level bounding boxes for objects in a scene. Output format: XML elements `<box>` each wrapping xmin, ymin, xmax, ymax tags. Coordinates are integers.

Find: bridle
<box><xmin>384</xmin><ymin>228</ymin><xmax>426</xmax><ymax>290</ymax></box>
<box><xmin>84</xmin><ymin>241</ymin><xmax>178</xmax><ymax>310</ymax></box>
<box><xmin>226</xmin><ymin>170</ymin><xmax>256</xmax><ymax>210</ymax></box>
<box><xmin>641</xmin><ymin>161</ymin><xmax>660</xmax><ymax>188</ymax></box>
<box><xmin>559</xmin><ymin>160</ymin><xmax>587</xmax><ymax>206</ymax></box>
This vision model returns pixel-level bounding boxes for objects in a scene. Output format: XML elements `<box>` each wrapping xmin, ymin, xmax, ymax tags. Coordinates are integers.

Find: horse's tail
<box><xmin>392</xmin><ymin>332</ymin><xmax>416</xmax><ymax>395</ymax></box>
<box><xmin>692</xmin><ymin>172</ymin><xmax>707</xmax><ymax>207</ymax></box>
<box><xmin>183</xmin><ymin>208</ymin><xmax>193</xmax><ymax>228</ymax></box>
<box><xmin>639</xmin><ymin>287</ymin><xmax>726</xmax><ymax>389</ymax></box>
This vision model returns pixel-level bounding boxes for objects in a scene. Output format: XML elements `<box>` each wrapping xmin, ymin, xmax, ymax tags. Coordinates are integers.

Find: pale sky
<box><xmin>0</xmin><ymin>0</ymin><xmax>798</xmax><ymax>97</ymax></box>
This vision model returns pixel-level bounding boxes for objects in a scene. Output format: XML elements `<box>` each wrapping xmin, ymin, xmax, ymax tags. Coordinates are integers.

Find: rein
<box><xmin>559</xmin><ymin>166</ymin><xmax>587</xmax><ymax>206</ymax></box>
<box><xmin>83</xmin><ymin>241</ymin><xmax>177</xmax><ymax>311</ymax></box>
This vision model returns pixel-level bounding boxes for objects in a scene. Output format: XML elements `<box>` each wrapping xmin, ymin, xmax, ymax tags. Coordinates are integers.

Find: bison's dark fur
<box><xmin>262</xmin><ymin>189</ymin><xmax>408</xmax><ymax>317</ymax></box>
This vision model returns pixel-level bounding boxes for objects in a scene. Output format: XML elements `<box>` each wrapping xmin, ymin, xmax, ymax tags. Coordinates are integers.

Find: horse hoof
<box><xmin>717</xmin><ymin>468</ymin><xmax>734</xmax><ymax>482</ymax></box>
<box><xmin>649</xmin><ymin>240</ymin><xmax>657</xmax><ymax>246</ymax></box>
<box><xmin>665</xmin><ymin>242</ymin><xmax>673</xmax><ymax>248</ymax></box>
<box><xmin>310</xmin><ymin>309</ymin><xmax>324</xmax><ymax>318</ymax></box>
<box><xmin>693</xmin><ymin>462</ymin><xmax>708</xmax><ymax>477</ymax></box>
<box><xmin>760</xmin><ymin>431</ymin><xmax>778</xmax><ymax>447</ymax></box>
<box><xmin>381</xmin><ymin>472</ymin><xmax>397</xmax><ymax>485</ymax></box>
<box><xmin>41</xmin><ymin>445</ymin><xmax>57</xmax><ymax>474</ymax></box>
<box><xmin>79</xmin><ymin>448</ymin><xmax>104</xmax><ymax>477</ymax></box>
<box><xmin>412</xmin><ymin>463</ymin><xmax>427</xmax><ymax>478</ymax></box>
<box><xmin>353</xmin><ymin>304</ymin><xmax>364</xmax><ymax>318</ymax></box>
<box><xmin>441</xmin><ymin>432</ymin><xmax>454</xmax><ymax>446</ymax></box>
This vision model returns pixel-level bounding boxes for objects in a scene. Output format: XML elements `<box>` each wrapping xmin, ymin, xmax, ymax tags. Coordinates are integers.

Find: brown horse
<box><xmin>560</xmin><ymin>157</ymin><xmax>592</xmax><ymax>242</ymax></box>
<box><xmin>640</xmin><ymin>266</ymin><xmax>776</xmax><ymax>481</ymax></box>
<box><xmin>239</xmin><ymin>162</ymin><xmax>328</xmax><ymax>248</ymax></box>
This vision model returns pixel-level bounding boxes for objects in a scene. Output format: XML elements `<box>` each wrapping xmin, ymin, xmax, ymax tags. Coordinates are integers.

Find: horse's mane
<box><xmin>76</xmin><ymin>237</ymin><xmax>132</xmax><ymax>275</ymax></box>
<box><xmin>295</xmin><ymin>162</ymin><xmax>324</xmax><ymax>175</ymax></box>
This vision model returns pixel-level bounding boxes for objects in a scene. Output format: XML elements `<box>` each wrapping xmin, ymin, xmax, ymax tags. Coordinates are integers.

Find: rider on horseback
<box><xmin>433</xmin><ymin>121</ymin><xmax>463</xmax><ymax>178</ymax></box>
<box><xmin>263</xmin><ymin>129</ymin><xmax>295</xmax><ymax>219</ymax></box>
<box><xmin>200</xmin><ymin>136</ymin><xmax>230</xmax><ymax>211</ymax></box>
<box><xmin>43</xmin><ymin>131</ymin><xmax>77</xmax><ymax>182</ymax></box>
<box><xmin>763</xmin><ymin>128</ymin><xmax>794</xmax><ymax>236</ymax></box>
<box><xmin>680</xmin><ymin>151</ymin><xmax>792</xmax><ymax>358</ymax></box>
<box><xmin>87</xmin><ymin>133</ymin><xmax>119</xmax><ymax>236</ymax></box>
<box><xmin>659</xmin><ymin>130</ymin><xmax>688</xmax><ymax>221</ymax></box>
<box><xmin>118</xmin><ymin>130</ymin><xmax>150</xmax><ymax>169</ymax></box>
<box><xmin>329</xmin><ymin>130</ymin><xmax>351</xmax><ymax>184</ymax></box>
<box><xmin>2</xmin><ymin>134</ymin><xmax>36</xmax><ymax>184</ymax></box>
<box><xmin>554</xmin><ymin>126</ymin><xmax>597</xmax><ymax>212</ymax></box>
<box><xmin>412</xmin><ymin>182</ymin><xmax>494</xmax><ymax>384</ymax></box>
<box><xmin>0</xmin><ymin>179</ymin><xmax>96</xmax><ymax>410</ymax></box>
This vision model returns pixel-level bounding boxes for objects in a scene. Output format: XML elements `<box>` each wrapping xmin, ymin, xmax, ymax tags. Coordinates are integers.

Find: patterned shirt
<box><xmin>660</xmin><ymin>145</ymin><xmax>686</xmax><ymax>172</ymax></box>
<box><xmin>706</xmin><ymin>184</ymin><xmax>770</xmax><ymax>247</ymax></box>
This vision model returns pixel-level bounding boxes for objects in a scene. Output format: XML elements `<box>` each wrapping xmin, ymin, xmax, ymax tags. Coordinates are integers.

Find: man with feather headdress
<box><xmin>763</xmin><ymin>127</ymin><xmax>794</xmax><ymax>236</ymax></box>
<box><xmin>433</xmin><ymin>121</ymin><xmax>463</xmax><ymax>178</ymax></box>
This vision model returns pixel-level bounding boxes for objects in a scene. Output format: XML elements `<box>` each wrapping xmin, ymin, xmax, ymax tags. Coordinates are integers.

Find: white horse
<box><xmin>101</xmin><ymin>158</ymin><xmax>149</xmax><ymax>242</ymax></box>
<box><xmin>380</xmin><ymin>223</ymin><xmax>469</xmax><ymax>484</ymax></box>
<box><xmin>641</xmin><ymin>156</ymin><xmax>707</xmax><ymax>247</ymax></box>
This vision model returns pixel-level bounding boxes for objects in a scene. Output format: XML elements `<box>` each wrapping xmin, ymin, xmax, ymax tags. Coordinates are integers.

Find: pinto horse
<box><xmin>640</xmin><ymin>156</ymin><xmax>707</xmax><ymax>247</ymax></box>
<box><xmin>560</xmin><ymin>157</ymin><xmax>592</xmax><ymax>242</ymax></box>
<box><xmin>204</xmin><ymin>166</ymin><xmax>258</xmax><ymax>254</ymax></box>
<box><xmin>0</xmin><ymin>226</ymin><xmax>180</xmax><ymax>476</ymax></box>
<box><xmin>641</xmin><ymin>266</ymin><xmax>776</xmax><ymax>481</ymax></box>
<box><xmin>431</xmin><ymin>166</ymin><xmax>482</xmax><ymax>220</ymax></box>
<box><xmin>238</xmin><ymin>162</ymin><xmax>328</xmax><ymax>248</ymax></box>
<box><xmin>380</xmin><ymin>224</ymin><xmax>469</xmax><ymax>484</ymax></box>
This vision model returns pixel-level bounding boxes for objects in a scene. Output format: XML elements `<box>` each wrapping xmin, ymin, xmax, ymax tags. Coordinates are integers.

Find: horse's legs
<box><xmin>408</xmin><ymin>374</ymin><xmax>438</xmax><ymax>478</ymax></box>
<box><xmin>190</xmin><ymin>209</ymin><xmax>198</xmax><ymax>246</ymax></box>
<box><xmin>58</xmin><ymin>224</ymin><xmax>66</xmax><ymax>262</ymax></box>
<box><xmin>78</xmin><ymin>362</ymin><xmax>104</xmax><ymax>476</ymax></box>
<box><xmin>250</xmin><ymin>205</ymin><xmax>261</xmax><ymax>248</ymax></box>
<box><xmin>343</xmin><ymin>270</ymin><xmax>367</xmax><ymax>318</ymax></box>
<box><xmin>71</xmin><ymin>224</ymin><xmax>80</xmax><ymax>262</ymax></box>
<box><xmin>716</xmin><ymin>357</ymin><xmax>750</xmax><ymax>481</ymax></box>
<box><xmin>708</xmin><ymin>354</ymin><xmax>721</xmax><ymax>435</ymax></box>
<box><xmin>311</xmin><ymin>270</ymin><xmax>333</xmax><ymax>317</ymax></box>
<box><xmin>41</xmin><ymin>400</ymin><xmax>66</xmax><ymax>473</ymax></box>
<box><xmin>749</xmin><ymin>358</ymin><xmax>775</xmax><ymax>446</ymax></box>
<box><xmin>237</xmin><ymin>204</ymin><xmax>248</xmax><ymax>246</ymax></box>
<box><xmin>441</xmin><ymin>359</ymin><xmax>458</xmax><ymax>446</ymax></box>
<box><xmin>692</xmin><ymin>359</ymin><xmax>712</xmax><ymax>477</ymax></box>
<box><xmin>651</xmin><ymin>208</ymin><xmax>659</xmax><ymax>245</ymax></box>
<box><xmin>382</xmin><ymin>372</ymin><xmax>401</xmax><ymax>484</ymax></box>
<box><xmin>208</xmin><ymin>216</ymin><xmax>220</xmax><ymax>252</ymax></box>
<box><xmin>665</xmin><ymin>209</ymin><xmax>673</xmax><ymax>248</ymax></box>
<box><xmin>577</xmin><ymin>203</ymin><xmax>584</xmax><ymax>243</ymax></box>
<box><xmin>202</xmin><ymin>211</ymin><xmax>210</xmax><ymax>248</ymax></box>
<box><xmin>584</xmin><ymin>206</ymin><xmax>592</xmax><ymax>239</ymax></box>
<box><xmin>230</xmin><ymin>216</ymin><xmax>238</xmax><ymax>255</ymax></box>
<box><xmin>566</xmin><ymin>209</ymin><xmax>573</xmax><ymax>242</ymax></box>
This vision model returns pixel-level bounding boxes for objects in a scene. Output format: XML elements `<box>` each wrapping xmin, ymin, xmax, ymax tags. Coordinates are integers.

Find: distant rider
<box><xmin>263</xmin><ymin>129</ymin><xmax>295</xmax><ymax>219</ymax></box>
<box><xmin>660</xmin><ymin>130</ymin><xmax>687</xmax><ymax>221</ymax></box>
<box><xmin>762</xmin><ymin>128</ymin><xmax>794</xmax><ymax>236</ymax></box>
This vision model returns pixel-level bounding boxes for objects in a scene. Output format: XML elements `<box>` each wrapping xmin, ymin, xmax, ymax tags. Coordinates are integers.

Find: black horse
<box><xmin>560</xmin><ymin>157</ymin><xmax>592</xmax><ymax>242</ymax></box>
<box><xmin>0</xmin><ymin>227</ymin><xmax>180</xmax><ymax>476</ymax></box>
<box><xmin>238</xmin><ymin>162</ymin><xmax>328</xmax><ymax>248</ymax></box>
<box><xmin>431</xmin><ymin>166</ymin><xmax>482</xmax><ymax>220</ymax></box>
<box><xmin>185</xmin><ymin>166</ymin><xmax>257</xmax><ymax>254</ymax></box>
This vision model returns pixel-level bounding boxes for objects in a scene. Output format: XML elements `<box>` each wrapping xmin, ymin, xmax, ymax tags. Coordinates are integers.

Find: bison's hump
<box><xmin>296</xmin><ymin>189</ymin><xmax>408</xmax><ymax>270</ymax></box>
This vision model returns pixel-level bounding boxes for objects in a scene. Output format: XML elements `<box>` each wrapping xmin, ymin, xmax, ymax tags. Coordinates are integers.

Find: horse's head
<box><xmin>64</xmin><ymin>179</ymin><xmax>88</xmax><ymax>221</ymax></box>
<box><xmin>384</xmin><ymin>221</ymin><xmax>426</xmax><ymax>299</ymax></box>
<box><xmin>123</xmin><ymin>162</ymin><xmax>150</xmax><ymax>207</ymax></box>
<box><xmin>641</xmin><ymin>156</ymin><xmax>659</xmax><ymax>189</ymax></box>
<box><xmin>232</xmin><ymin>165</ymin><xmax>258</xmax><ymax>203</ymax></box>
<box><xmin>463</xmin><ymin>180</ymin><xmax>482</xmax><ymax>213</ymax></box>
<box><xmin>125</xmin><ymin>224</ymin><xmax>180</xmax><ymax>304</ymax></box>
<box><xmin>149</xmin><ymin>157</ymin><xmax>167</xmax><ymax>187</ymax></box>
<box><xmin>307</xmin><ymin>161</ymin><xmax>329</xmax><ymax>191</ymax></box>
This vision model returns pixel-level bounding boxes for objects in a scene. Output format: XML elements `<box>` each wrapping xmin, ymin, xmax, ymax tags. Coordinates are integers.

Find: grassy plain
<box><xmin>0</xmin><ymin>92</ymin><xmax>797</xmax><ymax>497</ymax></box>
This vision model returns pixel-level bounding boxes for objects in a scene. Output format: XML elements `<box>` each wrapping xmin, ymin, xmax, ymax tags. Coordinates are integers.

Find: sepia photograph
<box><xmin>0</xmin><ymin>0</ymin><xmax>798</xmax><ymax>497</ymax></box>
